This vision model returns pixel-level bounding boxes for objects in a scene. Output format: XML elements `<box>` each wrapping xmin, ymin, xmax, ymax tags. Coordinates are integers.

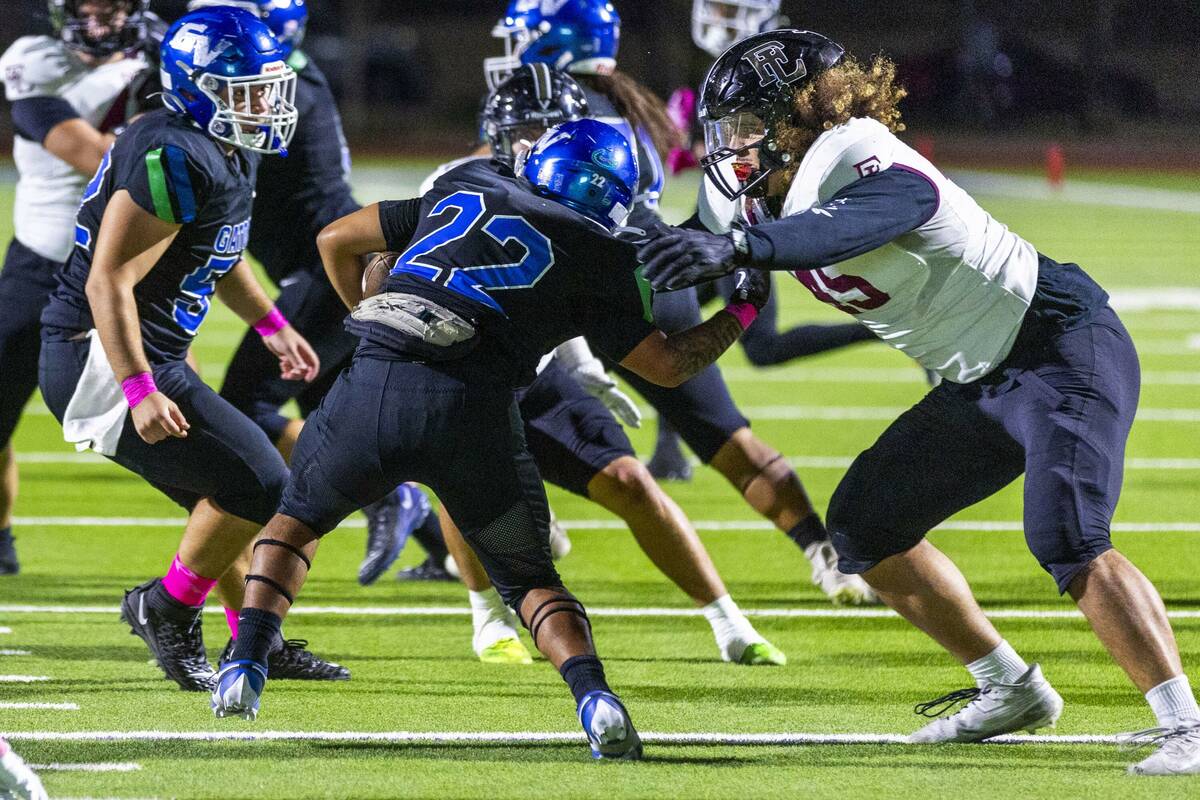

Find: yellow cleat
<box><xmin>738</xmin><ymin>641</ymin><xmax>788</xmax><ymax>666</ymax></box>
<box><xmin>478</xmin><ymin>637</ymin><xmax>533</xmax><ymax>665</ymax></box>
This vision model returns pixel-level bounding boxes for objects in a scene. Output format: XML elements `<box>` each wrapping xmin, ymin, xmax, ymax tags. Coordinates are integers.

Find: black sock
<box><xmin>411</xmin><ymin>512</ymin><xmax>449</xmax><ymax>564</ymax></box>
<box><xmin>0</xmin><ymin>526</ymin><xmax>11</xmax><ymax>543</ymax></box>
<box><xmin>785</xmin><ymin>513</ymin><xmax>828</xmax><ymax>550</ymax></box>
<box><xmin>148</xmin><ymin>579</ymin><xmax>200</xmax><ymax>617</ymax></box>
<box><xmin>559</xmin><ymin>655</ymin><xmax>611</xmax><ymax>705</ymax></box>
<box><xmin>231</xmin><ymin>608</ymin><xmax>282</xmax><ymax>666</ymax></box>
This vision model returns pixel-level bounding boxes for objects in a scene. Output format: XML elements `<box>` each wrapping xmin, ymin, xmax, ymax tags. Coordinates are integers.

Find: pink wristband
<box><xmin>121</xmin><ymin>372</ymin><xmax>158</xmax><ymax>409</ymax></box>
<box><xmin>724</xmin><ymin>302</ymin><xmax>759</xmax><ymax>331</ymax></box>
<box><xmin>253</xmin><ymin>306</ymin><xmax>288</xmax><ymax>338</ymax></box>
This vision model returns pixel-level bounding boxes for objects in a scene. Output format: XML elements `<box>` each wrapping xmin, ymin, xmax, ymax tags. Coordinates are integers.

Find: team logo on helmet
<box><xmin>591</xmin><ymin>148</ymin><xmax>618</xmax><ymax>170</ymax></box>
<box><xmin>742</xmin><ymin>40</ymin><xmax>806</xmax><ymax>88</ymax></box>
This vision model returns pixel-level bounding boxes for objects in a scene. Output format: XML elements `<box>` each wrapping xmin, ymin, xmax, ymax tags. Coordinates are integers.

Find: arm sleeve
<box><xmin>117</xmin><ymin>143</ymin><xmax>213</xmax><ymax>225</ymax></box>
<box><xmin>377</xmin><ymin>199</ymin><xmax>424</xmax><ymax>252</ymax></box>
<box><xmin>10</xmin><ymin>96</ymin><xmax>78</xmax><ymax>142</ymax></box>
<box><xmin>743</xmin><ymin>166</ymin><xmax>939</xmax><ymax>271</ymax></box>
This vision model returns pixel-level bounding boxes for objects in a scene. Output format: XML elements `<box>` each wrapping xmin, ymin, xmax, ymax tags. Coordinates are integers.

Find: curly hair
<box><xmin>773</xmin><ymin>55</ymin><xmax>907</xmax><ymax>183</ymax></box>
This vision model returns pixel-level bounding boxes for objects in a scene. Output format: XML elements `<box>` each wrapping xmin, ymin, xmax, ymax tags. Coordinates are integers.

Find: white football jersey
<box><xmin>698</xmin><ymin>117</ymin><xmax>1039</xmax><ymax>384</ymax></box>
<box><xmin>0</xmin><ymin>36</ymin><xmax>148</xmax><ymax>262</ymax></box>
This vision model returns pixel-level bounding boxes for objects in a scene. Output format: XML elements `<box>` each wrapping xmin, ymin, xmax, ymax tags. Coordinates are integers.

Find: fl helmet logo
<box><xmin>742</xmin><ymin>41</ymin><xmax>807</xmax><ymax>88</ymax></box>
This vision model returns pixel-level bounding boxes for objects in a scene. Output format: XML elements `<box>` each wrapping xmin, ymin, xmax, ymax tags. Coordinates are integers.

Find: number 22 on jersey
<box><xmin>390</xmin><ymin>191</ymin><xmax>554</xmax><ymax>313</ymax></box>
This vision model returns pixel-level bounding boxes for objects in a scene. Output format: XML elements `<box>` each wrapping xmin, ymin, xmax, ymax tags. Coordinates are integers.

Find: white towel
<box><xmin>62</xmin><ymin>330</ymin><xmax>127</xmax><ymax>457</ymax></box>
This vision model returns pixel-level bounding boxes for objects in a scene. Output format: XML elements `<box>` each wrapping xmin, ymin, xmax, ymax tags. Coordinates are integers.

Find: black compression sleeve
<box><xmin>377</xmin><ymin>198</ymin><xmax>424</xmax><ymax>251</ymax></box>
<box><xmin>743</xmin><ymin>167</ymin><xmax>939</xmax><ymax>271</ymax></box>
<box><xmin>11</xmin><ymin>97</ymin><xmax>79</xmax><ymax>143</ymax></box>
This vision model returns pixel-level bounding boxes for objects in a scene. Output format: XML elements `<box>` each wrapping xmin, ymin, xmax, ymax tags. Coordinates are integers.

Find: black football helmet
<box><xmin>698</xmin><ymin>29</ymin><xmax>844</xmax><ymax>200</ymax></box>
<box><xmin>482</xmin><ymin>63</ymin><xmax>590</xmax><ymax>166</ymax></box>
<box><xmin>48</xmin><ymin>0</ymin><xmax>151</xmax><ymax>58</ymax></box>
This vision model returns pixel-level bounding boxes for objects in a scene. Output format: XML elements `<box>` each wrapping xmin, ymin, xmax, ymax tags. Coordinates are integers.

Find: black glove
<box><xmin>637</xmin><ymin>226</ymin><xmax>739</xmax><ymax>291</ymax></box>
<box><xmin>729</xmin><ymin>268</ymin><xmax>771</xmax><ymax>312</ymax></box>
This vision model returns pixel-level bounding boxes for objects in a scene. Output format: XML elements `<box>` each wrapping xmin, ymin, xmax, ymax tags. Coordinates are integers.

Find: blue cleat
<box><xmin>577</xmin><ymin>691</ymin><xmax>643</xmax><ymax>760</ymax></box>
<box><xmin>211</xmin><ymin>659</ymin><xmax>267</xmax><ymax>721</ymax></box>
<box><xmin>359</xmin><ymin>484</ymin><xmax>432</xmax><ymax>585</ymax></box>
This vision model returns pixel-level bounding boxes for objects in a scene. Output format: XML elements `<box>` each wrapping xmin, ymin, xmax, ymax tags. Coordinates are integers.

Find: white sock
<box><xmin>468</xmin><ymin>588</ymin><xmax>518</xmax><ymax>652</ymax></box>
<box><xmin>1146</xmin><ymin>675</ymin><xmax>1200</xmax><ymax>729</ymax></box>
<box><xmin>702</xmin><ymin>594</ymin><xmax>764</xmax><ymax>661</ymax></box>
<box><xmin>966</xmin><ymin>640</ymin><xmax>1030</xmax><ymax>688</ymax></box>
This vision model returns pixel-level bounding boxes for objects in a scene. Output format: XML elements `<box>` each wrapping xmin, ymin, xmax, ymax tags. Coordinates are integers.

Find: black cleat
<box><xmin>0</xmin><ymin>531</ymin><xmax>18</xmax><ymax>576</ymax></box>
<box><xmin>119</xmin><ymin>578</ymin><xmax>215</xmax><ymax>692</ymax></box>
<box><xmin>647</xmin><ymin>442</ymin><xmax>693</xmax><ymax>482</ymax></box>
<box><xmin>219</xmin><ymin>637</ymin><xmax>350</xmax><ymax>681</ymax></box>
<box><xmin>395</xmin><ymin>556</ymin><xmax>456</xmax><ymax>582</ymax></box>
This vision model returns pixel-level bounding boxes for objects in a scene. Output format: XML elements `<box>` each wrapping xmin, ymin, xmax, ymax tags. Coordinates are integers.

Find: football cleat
<box><xmin>577</xmin><ymin>690</ymin><xmax>643</xmax><ymax>760</ymax></box>
<box><xmin>360</xmin><ymin>484</ymin><xmax>432</xmax><ymax>585</ymax></box>
<box><xmin>1123</xmin><ymin>723</ymin><xmax>1200</xmax><ymax>776</ymax></box>
<box><xmin>219</xmin><ymin>638</ymin><xmax>350</xmax><ymax>681</ymax></box>
<box><xmin>478</xmin><ymin>637</ymin><xmax>534</xmax><ymax>665</ymax></box>
<box><xmin>119</xmin><ymin>578</ymin><xmax>215</xmax><ymax>692</ymax></box>
<box><xmin>395</xmin><ymin>556</ymin><xmax>457</xmax><ymax>582</ymax></box>
<box><xmin>212</xmin><ymin>659</ymin><xmax>267</xmax><ymax>721</ymax></box>
<box><xmin>0</xmin><ymin>742</ymin><xmax>47</xmax><ymax>800</ymax></box>
<box><xmin>0</xmin><ymin>530</ymin><xmax>18</xmax><ymax>576</ymax></box>
<box><xmin>908</xmin><ymin>664</ymin><xmax>1064</xmax><ymax>743</ymax></box>
<box><xmin>646</xmin><ymin>430</ymin><xmax>692</xmax><ymax>482</ymax></box>
<box><xmin>548</xmin><ymin>510</ymin><xmax>572</xmax><ymax>560</ymax></box>
<box><xmin>736</xmin><ymin>641</ymin><xmax>788</xmax><ymax>667</ymax></box>
<box><xmin>805</xmin><ymin>541</ymin><xmax>879</xmax><ymax>606</ymax></box>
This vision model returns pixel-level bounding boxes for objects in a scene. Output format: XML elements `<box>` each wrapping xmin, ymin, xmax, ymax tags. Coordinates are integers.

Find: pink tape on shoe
<box><xmin>121</xmin><ymin>372</ymin><xmax>158</xmax><ymax>409</ymax></box>
<box><xmin>724</xmin><ymin>302</ymin><xmax>759</xmax><ymax>332</ymax></box>
<box><xmin>253</xmin><ymin>307</ymin><xmax>288</xmax><ymax>338</ymax></box>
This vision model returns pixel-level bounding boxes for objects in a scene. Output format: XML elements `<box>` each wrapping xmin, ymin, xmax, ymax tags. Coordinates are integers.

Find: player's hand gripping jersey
<box><xmin>0</xmin><ymin>35</ymin><xmax>149</xmax><ymax>262</ymax></box>
<box><xmin>697</xmin><ymin>117</ymin><xmax>1104</xmax><ymax>383</ymax></box>
<box><xmin>353</xmin><ymin>158</ymin><xmax>655</xmax><ymax>388</ymax></box>
<box><xmin>41</xmin><ymin>109</ymin><xmax>258</xmax><ymax>363</ymax></box>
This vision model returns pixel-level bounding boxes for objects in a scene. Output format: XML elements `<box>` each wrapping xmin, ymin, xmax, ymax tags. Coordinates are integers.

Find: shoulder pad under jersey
<box><xmin>1</xmin><ymin>36</ymin><xmax>74</xmax><ymax>101</ymax></box>
<box><xmin>781</xmin><ymin>117</ymin><xmax>899</xmax><ymax>217</ymax></box>
<box><xmin>419</xmin><ymin>155</ymin><xmax>489</xmax><ymax>197</ymax></box>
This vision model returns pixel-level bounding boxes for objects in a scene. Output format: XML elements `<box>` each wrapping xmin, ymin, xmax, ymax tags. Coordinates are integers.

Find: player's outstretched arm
<box><xmin>85</xmin><ymin>189</ymin><xmax>189</xmax><ymax>444</ymax></box>
<box><xmin>619</xmin><ymin>268</ymin><xmax>770</xmax><ymax>387</ymax></box>
<box><xmin>215</xmin><ymin>260</ymin><xmax>320</xmax><ymax>383</ymax></box>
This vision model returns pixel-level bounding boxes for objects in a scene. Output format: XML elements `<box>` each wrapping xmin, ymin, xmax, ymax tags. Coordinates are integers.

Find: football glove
<box><xmin>637</xmin><ymin>225</ymin><xmax>740</xmax><ymax>291</ymax></box>
<box><xmin>554</xmin><ymin>338</ymin><xmax>641</xmax><ymax>428</ymax></box>
<box><xmin>729</xmin><ymin>268</ymin><xmax>771</xmax><ymax>313</ymax></box>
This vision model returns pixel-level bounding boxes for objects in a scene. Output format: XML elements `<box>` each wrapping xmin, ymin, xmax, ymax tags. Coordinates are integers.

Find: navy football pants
<box><xmin>828</xmin><ymin>305</ymin><xmax>1139</xmax><ymax>593</ymax></box>
<box><xmin>280</xmin><ymin>355</ymin><xmax>560</xmax><ymax>608</ymax></box>
<box><xmin>0</xmin><ymin>240</ymin><xmax>59</xmax><ymax>450</ymax></box>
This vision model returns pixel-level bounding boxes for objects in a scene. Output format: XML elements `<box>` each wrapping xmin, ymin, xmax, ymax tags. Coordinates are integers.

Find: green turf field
<box><xmin>0</xmin><ymin>165</ymin><xmax>1198</xmax><ymax>799</ymax></box>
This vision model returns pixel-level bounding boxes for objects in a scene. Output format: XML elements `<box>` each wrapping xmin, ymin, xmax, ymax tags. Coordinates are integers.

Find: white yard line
<box><xmin>1</xmin><ymin>603</ymin><xmax>1199</xmax><ymax>621</ymax></box>
<box><xmin>0</xmin><ymin>627</ymin><xmax>10</xmax><ymax>634</ymax></box>
<box><xmin>947</xmin><ymin>171</ymin><xmax>1200</xmax><ymax>215</ymax></box>
<box><xmin>28</xmin><ymin>763</ymin><xmax>140</xmax><ymax>772</ymax></box>
<box><xmin>0</xmin><ymin>650</ymin><xmax>31</xmax><ymax>656</ymax></box>
<box><xmin>2</xmin><ymin>729</ymin><xmax>1136</xmax><ymax>746</ymax></box>
<box><xmin>0</xmin><ymin>676</ymin><xmax>49</xmax><ymax>683</ymax></box>
<box><xmin>0</xmin><ymin>702</ymin><xmax>78</xmax><ymax>710</ymax></box>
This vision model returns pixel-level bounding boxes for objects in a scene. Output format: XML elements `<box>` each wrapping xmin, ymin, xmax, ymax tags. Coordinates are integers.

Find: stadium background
<box><xmin>0</xmin><ymin>2</ymin><xmax>1198</xmax><ymax>798</ymax></box>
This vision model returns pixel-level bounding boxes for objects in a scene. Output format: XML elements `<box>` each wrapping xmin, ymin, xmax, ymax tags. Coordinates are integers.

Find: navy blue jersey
<box><xmin>249</xmin><ymin>54</ymin><xmax>359</xmax><ymax>284</ymax></box>
<box><xmin>581</xmin><ymin>85</ymin><xmax>665</xmax><ymax>229</ymax></box>
<box><xmin>41</xmin><ymin>108</ymin><xmax>257</xmax><ymax>364</ymax></box>
<box><xmin>361</xmin><ymin>158</ymin><xmax>655</xmax><ymax>387</ymax></box>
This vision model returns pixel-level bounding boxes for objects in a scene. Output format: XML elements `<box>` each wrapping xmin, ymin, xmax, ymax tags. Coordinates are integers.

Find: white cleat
<box><xmin>0</xmin><ymin>745</ymin><xmax>47</xmax><ymax>800</ymax></box>
<box><xmin>804</xmin><ymin>541</ymin><xmax>879</xmax><ymax>606</ymax></box>
<box><xmin>548</xmin><ymin>510</ymin><xmax>572</xmax><ymax>560</ymax></box>
<box><xmin>1123</xmin><ymin>724</ymin><xmax>1200</xmax><ymax>775</ymax></box>
<box><xmin>908</xmin><ymin>664</ymin><xmax>1064</xmax><ymax>743</ymax></box>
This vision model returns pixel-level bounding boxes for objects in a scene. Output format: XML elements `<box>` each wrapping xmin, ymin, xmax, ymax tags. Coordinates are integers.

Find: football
<box><xmin>362</xmin><ymin>251</ymin><xmax>400</xmax><ymax>298</ymax></box>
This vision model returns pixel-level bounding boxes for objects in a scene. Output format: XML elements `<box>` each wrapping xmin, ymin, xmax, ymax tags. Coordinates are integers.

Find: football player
<box><xmin>0</xmin><ymin>738</ymin><xmax>45</xmax><ymax>800</ymax></box>
<box><xmin>37</xmin><ymin>7</ymin><xmax>327</xmax><ymax>692</ymax></box>
<box><xmin>183</xmin><ymin>0</ymin><xmax>441</xmax><ymax>592</ymax></box>
<box><xmin>0</xmin><ymin>0</ymin><xmax>157</xmax><ymax>576</ymax></box>
<box><xmin>484</xmin><ymin>0</ymin><xmax>876</xmax><ymax>605</ymax></box>
<box><xmin>212</xmin><ymin>119</ymin><xmax>772</xmax><ymax>761</ymax></box>
<box><xmin>638</xmin><ymin>29</ymin><xmax>1200</xmax><ymax>775</ymax></box>
<box><xmin>424</xmin><ymin>65</ymin><xmax>785</xmax><ymax>668</ymax></box>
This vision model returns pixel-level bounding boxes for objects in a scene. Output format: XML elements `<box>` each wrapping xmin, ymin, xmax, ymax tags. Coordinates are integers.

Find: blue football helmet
<box><xmin>519</xmin><ymin>118</ymin><xmax>637</xmax><ymax>231</ymax></box>
<box><xmin>485</xmin><ymin>0</ymin><xmax>620</xmax><ymax>91</ymax></box>
<box><xmin>187</xmin><ymin>0</ymin><xmax>308</xmax><ymax>58</ymax></box>
<box><xmin>160</xmin><ymin>7</ymin><xmax>298</xmax><ymax>154</ymax></box>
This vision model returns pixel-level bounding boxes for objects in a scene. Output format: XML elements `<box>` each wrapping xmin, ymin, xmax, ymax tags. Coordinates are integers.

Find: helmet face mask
<box><xmin>50</xmin><ymin>0</ymin><xmax>150</xmax><ymax>59</ymax></box>
<box><xmin>160</xmin><ymin>8</ymin><xmax>298</xmax><ymax>155</ymax></box>
<box><xmin>691</xmin><ymin>0</ymin><xmax>781</xmax><ymax>58</ymax></box>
